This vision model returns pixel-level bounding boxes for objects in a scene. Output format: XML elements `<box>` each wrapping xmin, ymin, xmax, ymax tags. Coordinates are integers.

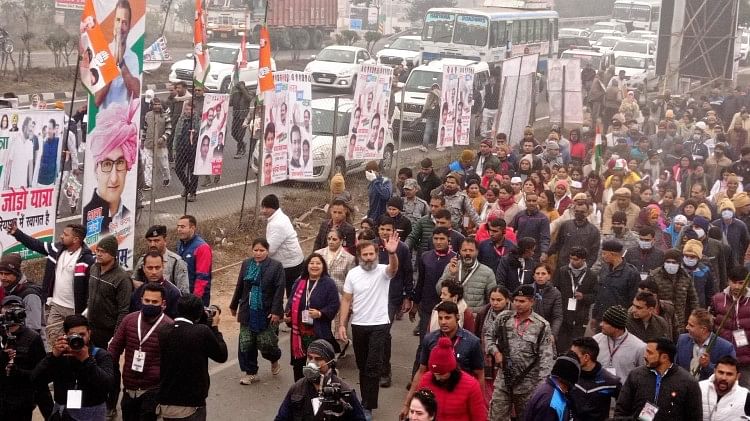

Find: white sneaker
<box><xmin>418</xmin><ymin>145</ymin><xmax>428</xmax><ymax>152</ymax></box>
<box><xmin>240</xmin><ymin>374</ymin><xmax>257</xmax><ymax>385</ymax></box>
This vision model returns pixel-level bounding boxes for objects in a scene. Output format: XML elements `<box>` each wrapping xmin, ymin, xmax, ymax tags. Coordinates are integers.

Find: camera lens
<box><xmin>67</xmin><ymin>334</ymin><xmax>85</xmax><ymax>351</ymax></box>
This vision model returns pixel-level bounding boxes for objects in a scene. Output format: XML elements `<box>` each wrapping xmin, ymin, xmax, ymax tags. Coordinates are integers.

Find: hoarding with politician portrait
<box><xmin>286</xmin><ymin>72</ymin><xmax>313</xmax><ymax>179</ymax></box>
<box><xmin>437</xmin><ymin>65</ymin><xmax>459</xmax><ymax>149</ymax></box>
<box><xmin>262</xmin><ymin>71</ymin><xmax>291</xmax><ymax>186</ymax></box>
<box><xmin>451</xmin><ymin>65</ymin><xmax>474</xmax><ymax>147</ymax></box>
<box><xmin>193</xmin><ymin>93</ymin><xmax>229</xmax><ymax>176</ymax></box>
<box><xmin>348</xmin><ymin>64</ymin><xmax>392</xmax><ymax>161</ymax></box>
<box><xmin>81</xmin><ymin>0</ymin><xmax>144</xmax><ymax>269</ymax></box>
<box><xmin>0</xmin><ymin>110</ymin><xmax>65</xmax><ymax>259</ymax></box>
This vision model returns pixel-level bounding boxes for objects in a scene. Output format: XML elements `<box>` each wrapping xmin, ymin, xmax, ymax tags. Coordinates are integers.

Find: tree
<box><xmin>334</xmin><ymin>30</ymin><xmax>360</xmax><ymax>46</ymax></box>
<box><xmin>407</xmin><ymin>0</ymin><xmax>456</xmax><ymax>23</ymax></box>
<box><xmin>364</xmin><ymin>31</ymin><xmax>382</xmax><ymax>53</ymax></box>
<box><xmin>174</xmin><ymin>0</ymin><xmax>195</xmax><ymax>25</ymax></box>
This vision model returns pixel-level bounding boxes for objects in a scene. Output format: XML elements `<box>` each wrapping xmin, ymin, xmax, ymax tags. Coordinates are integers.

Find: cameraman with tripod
<box><xmin>0</xmin><ymin>295</ymin><xmax>47</xmax><ymax>421</ymax></box>
<box><xmin>275</xmin><ymin>339</ymin><xmax>366</xmax><ymax>421</ymax></box>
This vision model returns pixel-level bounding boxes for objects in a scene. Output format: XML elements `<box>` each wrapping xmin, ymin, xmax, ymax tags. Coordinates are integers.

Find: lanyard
<box><xmin>570</xmin><ymin>270</ymin><xmax>586</xmax><ymax>294</ymax></box>
<box><xmin>518</xmin><ymin>259</ymin><xmax>526</xmax><ymax>284</ymax></box>
<box><xmin>458</xmin><ymin>261</ymin><xmax>479</xmax><ymax>286</ymax></box>
<box><xmin>495</xmin><ymin>245</ymin><xmax>506</xmax><ymax>257</ymax></box>
<box><xmin>515</xmin><ymin>316</ymin><xmax>531</xmax><ymax>337</ymax></box>
<box><xmin>305</xmin><ymin>279</ymin><xmax>319</xmax><ymax>309</ymax></box>
<box><xmin>608</xmin><ymin>333</ymin><xmax>628</xmax><ymax>365</ymax></box>
<box><xmin>174</xmin><ymin>317</ymin><xmax>194</xmax><ymax>325</ymax></box>
<box><xmin>654</xmin><ymin>371</ymin><xmax>662</xmax><ymax>402</ymax></box>
<box><xmin>137</xmin><ymin>313</ymin><xmax>165</xmax><ymax>350</ymax></box>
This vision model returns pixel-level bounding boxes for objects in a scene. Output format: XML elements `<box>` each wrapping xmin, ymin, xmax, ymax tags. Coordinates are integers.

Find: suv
<box><xmin>392</xmin><ymin>58</ymin><xmax>490</xmax><ymax>130</ymax></box>
<box><xmin>591</xmin><ymin>21</ymin><xmax>629</xmax><ymax>34</ymax></box>
<box><xmin>614</xmin><ymin>53</ymin><xmax>657</xmax><ymax>92</ymax></box>
<box><xmin>169</xmin><ymin>42</ymin><xmax>276</xmax><ymax>93</ymax></box>
<box><xmin>589</xmin><ymin>29</ymin><xmax>625</xmax><ymax>46</ymax></box>
<box><xmin>377</xmin><ymin>35</ymin><xmax>422</xmax><ymax>68</ymax></box>
<box><xmin>560</xmin><ymin>47</ymin><xmax>615</xmax><ymax>72</ymax></box>
<box><xmin>613</xmin><ymin>39</ymin><xmax>655</xmax><ymax>57</ymax></box>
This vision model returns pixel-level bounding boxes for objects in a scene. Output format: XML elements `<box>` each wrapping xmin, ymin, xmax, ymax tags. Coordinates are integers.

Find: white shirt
<box><xmin>8</xmin><ymin>136</ymin><xmax>33</xmax><ymax>188</ymax></box>
<box><xmin>700</xmin><ymin>374</ymin><xmax>750</xmax><ymax>421</ymax></box>
<box><xmin>343</xmin><ymin>264</ymin><xmax>391</xmax><ymax>326</ymax></box>
<box><xmin>266</xmin><ymin>209</ymin><xmax>304</xmax><ymax>268</ymax></box>
<box><xmin>52</xmin><ymin>247</ymin><xmax>82</xmax><ymax>309</ymax></box>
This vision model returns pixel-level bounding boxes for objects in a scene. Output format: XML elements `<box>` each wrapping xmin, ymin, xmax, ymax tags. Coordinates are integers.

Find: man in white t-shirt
<box><xmin>339</xmin><ymin>233</ymin><xmax>400</xmax><ymax>421</ymax></box>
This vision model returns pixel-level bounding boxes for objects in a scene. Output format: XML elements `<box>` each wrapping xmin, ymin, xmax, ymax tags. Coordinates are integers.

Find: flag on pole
<box><xmin>78</xmin><ymin>0</ymin><xmax>120</xmax><ymax>94</ymax></box>
<box><xmin>257</xmin><ymin>26</ymin><xmax>274</xmax><ymax>93</ymax></box>
<box><xmin>193</xmin><ymin>0</ymin><xmax>210</xmax><ymax>88</ymax></box>
<box><xmin>593</xmin><ymin>125</ymin><xmax>603</xmax><ymax>173</ymax></box>
<box><xmin>232</xmin><ymin>31</ymin><xmax>248</xmax><ymax>85</ymax></box>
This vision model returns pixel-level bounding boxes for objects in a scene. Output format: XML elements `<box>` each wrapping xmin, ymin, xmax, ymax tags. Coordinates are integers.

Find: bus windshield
<box><xmin>423</xmin><ymin>12</ymin><xmax>455</xmax><ymax>42</ymax></box>
<box><xmin>406</xmin><ymin>70</ymin><xmax>441</xmax><ymax>93</ymax></box>
<box><xmin>453</xmin><ymin>14</ymin><xmax>489</xmax><ymax>46</ymax></box>
<box><xmin>631</xmin><ymin>6</ymin><xmax>651</xmax><ymax>21</ymax></box>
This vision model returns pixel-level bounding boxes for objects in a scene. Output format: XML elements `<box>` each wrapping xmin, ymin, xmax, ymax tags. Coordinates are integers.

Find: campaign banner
<box><xmin>437</xmin><ymin>65</ymin><xmax>460</xmax><ymax>149</ymax></box>
<box><xmin>82</xmin><ymin>0</ymin><xmax>144</xmax><ymax>269</ymax></box>
<box><xmin>56</xmin><ymin>0</ymin><xmax>84</xmax><ymax>11</ymax></box>
<box><xmin>495</xmin><ymin>54</ymin><xmax>539</xmax><ymax>146</ymax></box>
<box><xmin>452</xmin><ymin>65</ymin><xmax>475</xmax><ymax>146</ymax></box>
<box><xmin>193</xmin><ymin>93</ymin><xmax>229</xmax><ymax>176</ymax></box>
<box><xmin>0</xmin><ymin>110</ymin><xmax>64</xmax><ymax>259</ymax></box>
<box><xmin>348</xmin><ymin>64</ymin><xmax>393</xmax><ymax>160</ymax></box>
<box><xmin>78</xmin><ymin>0</ymin><xmax>122</xmax><ymax>95</ymax></box>
<box><xmin>548</xmin><ymin>58</ymin><xmax>584</xmax><ymax>126</ymax></box>
<box><xmin>262</xmin><ymin>71</ymin><xmax>291</xmax><ymax>186</ymax></box>
<box><xmin>287</xmin><ymin>72</ymin><xmax>313</xmax><ymax>179</ymax></box>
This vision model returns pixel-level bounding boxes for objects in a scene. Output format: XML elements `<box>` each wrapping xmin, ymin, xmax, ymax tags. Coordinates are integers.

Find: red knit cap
<box><xmin>428</xmin><ymin>337</ymin><xmax>457</xmax><ymax>375</ymax></box>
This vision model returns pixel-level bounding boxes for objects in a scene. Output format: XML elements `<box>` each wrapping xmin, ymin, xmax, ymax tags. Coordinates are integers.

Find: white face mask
<box><xmin>722</xmin><ymin>209</ymin><xmax>734</xmax><ymax>220</ymax></box>
<box><xmin>638</xmin><ymin>240</ymin><xmax>653</xmax><ymax>250</ymax></box>
<box><xmin>365</xmin><ymin>170</ymin><xmax>377</xmax><ymax>182</ymax></box>
<box><xmin>683</xmin><ymin>256</ymin><xmax>699</xmax><ymax>267</ymax></box>
<box><xmin>693</xmin><ymin>228</ymin><xmax>705</xmax><ymax>239</ymax></box>
<box><xmin>664</xmin><ymin>262</ymin><xmax>680</xmax><ymax>274</ymax></box>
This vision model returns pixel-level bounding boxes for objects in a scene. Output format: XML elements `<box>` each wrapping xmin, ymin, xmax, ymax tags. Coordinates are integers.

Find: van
<box><xmin>392</xmin><ymin>58</ymin><xmax>490</xmax><ymax>131</ymax></box>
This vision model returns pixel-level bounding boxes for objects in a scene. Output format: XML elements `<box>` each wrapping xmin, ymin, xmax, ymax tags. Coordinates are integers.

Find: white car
<box><xmin>251</xmin><ymin>98</ymin><xmax>395</xmax><ymax>182</ymax></box>
<box><xmin>589</xmin><ymin>29</ymin><xmax>625</xmax><ymax>46</ymax></box>
<box><xmin>559</xmin><ymin>28</ymin><xmax>591</xmax><ymax>38</ymax></box>
<box><xmin>305</xmin><ymin>46</ymin><xmax>376</xmax><ymax>92</ymax></box>
<box><xmin>613</xmin><ymin>39</ymin><xmax>655</xmax><ymax>57</ymax></box>
<box><xmin>626</xmin><ymin>30</ymin><xmax>657</xmax><ymax>41</ymax></box>
<box><xmin>591</xmin><ymin>21</ymin><xmax>628</xmax><ymax>34</ymax></box>
<box><xmin>377</xmin><ymin>35</ymin><xmax>422</xmax><ymax>68</ymax></box>
<box><xmin>614</xmin><ymin>53</ymin><xmax>658</xmax><ymax>91</ymax></box>
<box><xmin>169</xmin><ymin>42</ymin><xmax>276</xmax><ymax>93</ymax></box>
<box><xmin>741</xmin><ymin>31</ymin><xmax>750</xmax><ymax>64</ymax></box>
<box><xmin>594</xmin><ymin>36</ymin><xmax>623</xmax><ymax>54</ymax></box>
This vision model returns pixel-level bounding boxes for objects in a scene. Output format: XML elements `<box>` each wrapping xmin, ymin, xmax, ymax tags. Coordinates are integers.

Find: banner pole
<box><xmin>56</xmin><ymin>52</ymin><xmax>82</xmax><ymax>215</ymax></box>
<box><xmin>253</xmin><ymin>104</ymin><xmax>264</xmax><ymax>228</ymax></box>
<box><xmin>330</xmin><ymin>95</ymin><xmax>340</xmax><ymax>181</ymax></box>
<box><xmin>395</xmin><ymin>87</ymin><xmax>404</xmax><ymax>179</ymax></box>
<box><xmin>239</xmin><ymin>97</ymin><xmax>258</xmax><ymax>226</ymax></box>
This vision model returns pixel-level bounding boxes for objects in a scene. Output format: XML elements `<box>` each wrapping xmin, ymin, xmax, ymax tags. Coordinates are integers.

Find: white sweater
<box><xmin>266</xmin><ymin>209</ymin><xmax>304</xmax><ymax>268</ymax></box>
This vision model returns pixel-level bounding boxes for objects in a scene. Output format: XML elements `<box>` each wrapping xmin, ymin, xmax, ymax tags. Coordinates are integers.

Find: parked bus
<box><xmin>612</xmin><ymin>0</ymin><xmax>661</xmax><ymax>32</ymax></box>
<box><xmin>420</xmin><ymin>7</ymin><xmax>559</xmax><ymax>67</ymax></box>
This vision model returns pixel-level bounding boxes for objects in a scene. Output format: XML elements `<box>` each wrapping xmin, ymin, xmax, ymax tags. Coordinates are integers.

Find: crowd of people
<box><xmin>8</xmin><ymin>75</ymin><xmax>750</xmax><ymax>421</ymax></box>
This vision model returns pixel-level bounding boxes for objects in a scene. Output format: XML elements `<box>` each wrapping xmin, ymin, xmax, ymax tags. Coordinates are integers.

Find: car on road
<box><xmin>252</xmin><ymin>98</ymin><xmax>395</xmax><ymax>183</ymax></box>
<box><xmin>590</xmin><ymin>21</ymin><xmax>629</xmax><ymax>34</ymax></box>
<box><xmin>169</xmin><ymin>42</ymin><xmax>276</xmax><ymax>93</ymax></box>
<box><xmin>305</xmin><ymin>46</ymin><xmax>376</xmax><ymax>92</ymax></box>
<box><xmin>626</xmin><ymin>30</ymin><xmax>657</xmax><ymax>43</ymax></box>
<box><xmin>559</xmin><ymin>28</ymin><xmax>591</xmax><ymax>38</ymax></box>
<box><xmin>558</xmin><ymin>35</ymin><xmax>593</xmax><ymax>56</ymax></box>
<box><xmin>741</xmin><ymin>30</ymin><xmax>750</xmax><ymax>65</ymax></box>
<box><xmin>589</xmin><ymin>29</ymin><xmax>625</xmax><ymax>46</ymax></box>
<box><xmin>594</xmin><ymin>36</ymin><xmax>623</xmax><ymax>54</ymax></box>
<box><xmin>391</xmin><ymin>58</ymin><xmax>490</xmax><ymax>130</ymax></box>
<box><xmin>377</xmin><ymin>35</ymin><xmax>422</xmax><ymax>67</ymax></box>
<box><xmin>614</xmin><ymin>53</ymin><xmax>658</xmax><ymax>92</ymax></box>
<box><xmin>560</xmin><ymin>47</ymin><xmax>615</xmax><ymax>72</ymax></box>
<box><xmin>613</xmin><ymin>39</ymin><xmax>655</xmax><ymax>57</ymax></box>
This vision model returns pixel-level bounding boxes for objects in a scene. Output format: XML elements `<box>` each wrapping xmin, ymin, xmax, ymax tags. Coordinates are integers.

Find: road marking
<box><xmin>58</xmin><ymin>144</ymin><xmax>425</xmax><ymax>222</ymax></box>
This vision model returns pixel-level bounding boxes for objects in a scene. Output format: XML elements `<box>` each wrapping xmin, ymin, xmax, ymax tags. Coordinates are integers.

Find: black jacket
<box><xmin>593</xmin><ymin>261</ymin><xmax>640</xmax><ymax>320</ymax></box>
<box><xmin>12</xmin><ymin>229</ymin><xmax>95</xmax><ymax>314</ymax></box>
<box><xmin>313</xmin><ymin>220</ymin><xmax>356</xmax><ymax>255</ymax></box>
<box><xmin>230</xmin><ymin>258</ymin><xmax>286</xmax><ymax>324</ymax></box>
<box><xmin>274</xmin><ymin>374</ymin><xmax>366</xmax><ymax>420</ymax></box>
<box><xmin>614</xmin><ymin>364</ymin><xmax>702</xmax><ymax>421</ymax></box>
<box><xmin>552</xmin><ymin>265</ymin><xmax>598</xmax><ymax>328</ymax></box>
<box><xmin>417</xmin><ymin>171</ymin><xmax>442</xmax><ymax>202</ymax></box>
<box><xmin>32</xmin><ymin>345</ymin><xmax>115</xmax><ymax>407</ymax></box>
<box><xmin>0</xmin><ymin>327</ymin><xmax>47</xmax><ymax>409</ymax></box>
<box><xmin>158</xmin><ymin>320</ymin><xmax>228</xmax><ymax>407</ymax></box>
<box><xmin>569</xmin><ymin>362</ymin><xmax>621</xmax><ymax>421</ymax></box>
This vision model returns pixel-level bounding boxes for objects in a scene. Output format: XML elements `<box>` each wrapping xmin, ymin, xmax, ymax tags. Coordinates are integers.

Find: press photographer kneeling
<box><xmin>274</xmin><ymin>339</ymin><xmax>366</xmax><ymax>421</ymax></box>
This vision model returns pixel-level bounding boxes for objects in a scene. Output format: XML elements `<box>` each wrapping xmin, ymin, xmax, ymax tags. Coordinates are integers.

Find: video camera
<box><xmin>198</xmin><ymin>304</ymin><xmax>221</xmax><ymax>325</ymax></box>
<box><xmin>317</xmin><ymin>382</ymin><xmax>353</xmax><ymax>420</ymax></box>
<box><xmin>0</xmin><ymin>306</ymin><xmax>25</xmax><ymax>327</ymax></box>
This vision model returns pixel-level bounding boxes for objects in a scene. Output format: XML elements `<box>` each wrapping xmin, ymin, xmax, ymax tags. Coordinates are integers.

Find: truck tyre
<box><xmin>295</xmin><ymin>29</ymin><xmax>311</xmax><ymax>50</ymax></box>
<box><xmin>310</xmin><ymin>29</ymin><xmax>324</xmax><ymax>49</ymax></box>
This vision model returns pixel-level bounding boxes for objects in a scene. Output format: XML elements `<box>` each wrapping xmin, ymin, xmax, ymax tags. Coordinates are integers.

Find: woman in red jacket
<box><xmin>416</xmin><ymin>337</ymin><xmax>487</xmax><ymax>421</ymax></box>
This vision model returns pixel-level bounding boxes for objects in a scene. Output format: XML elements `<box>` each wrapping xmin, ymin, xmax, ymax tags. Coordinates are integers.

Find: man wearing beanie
<box><xmin>685</xmin><ymin>215</ymin><xmax>729</xmax><ymax>289</ymax></box>
<box><xmin>133</xmin><ymin>224</ymin><xmax>190</xmax><ymax>294</ymax></box>
<box><xmin>487</xmin><ymin>284</ymin><xmax>554</xmax><ymax>420</ymax></box>
<box><xmin>651</xmin><ymin>248</ymin><xmax>699</xmax><ymax>333</ymax></box>
<box><xmin>411</xmin><ymin>336</ymin><xmax>486</xmax><ymax>421</ymax></box>
<box><xmin>681</xmin><ymin>239</ymin><xmax>714</xmax><ymax>307</ymax></box>
<box><xmin>274</xmin><ymin>339</ymin><xmax>366</xmax><ymax>420</ymax></box>
<box><xmin>446</xmin><ymin>149</ymin><xmax>476</xmax><ymax>185</ymax></box>
<box><xmin>592</xmin><ymin>305</ymin><xmax>646</xmax><ymax>385</ymax></box>
<box><xmin>523</xmin><ymin>353</ymin><xmax>580</xmax><ymax>421</ymax></box>
<box><xmin>87</xmin><ymin>235</ymin><xmax>133</xmax><ymax>348</ymax></box>
<box><xmin>593</xmin><ymin>210</ymin><xmax>639</xmax><ymax>273</ymax></box>
<box><xmin>0</xmin><ymin>253</ymin><xmax>43</xmax><ymax>333</ymax></box>
<box><xmin>712</xmin><ymin>198</ymin><xmax>750</xmax><ymax>265</ymax></box>
<box><xmin>416</xmin><ymin>158</ymin><xmax>441</xmax><ymax>202</ymax></box>
<box><xmin>592</xmin><ymin>240</ymin><xmax>640</xmax><ymax>328</ymax></box>
<box><xmin>569</xmin><ymin>337</ymin><xmax>622</xmax><ymax>420</ymax></box>
<box><xmin>385</xmin><ymin>196</ymin><xmax>412</xmax><ymax>242</ymax></box>
<box><xmin>733</xmin><ymin>191</ymin><xmax>750</xmax><ymax>228</ymax></box>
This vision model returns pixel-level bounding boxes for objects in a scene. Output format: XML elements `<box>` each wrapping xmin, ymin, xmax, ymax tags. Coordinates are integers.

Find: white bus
<box><xmin>420</xmin><ymin>7</ymin><xmax>559</xmax><ymax>67</ymax></box>
<box><xmin>612</xmin><ymin>0</ymin><xmax>661</xmax><ymax>32</ymax></box>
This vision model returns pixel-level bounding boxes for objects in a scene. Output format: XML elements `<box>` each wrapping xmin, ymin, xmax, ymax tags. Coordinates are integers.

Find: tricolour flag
<box><xmin>78</xmin><ymin>0</ymin><xmax>120</xmax><ymax>94</ymax></box>
<box><xmin>257</xmin><ymin>26</ymin><xmax>274</xmax><ymax>93</ymax></box>
<box><xmin>232</xmin><ymin>31</ymin><xmax>248</xmax><ymax>85</ymax></box>
<box><xmin>593</xmin><ymin>125</ymin><xmax>603</xmax><ymax>173</ymax></box>
<box><xmin>193</xmin><ymin>0</ymin><xmax>210</xmax><ymax>87</ymax></box>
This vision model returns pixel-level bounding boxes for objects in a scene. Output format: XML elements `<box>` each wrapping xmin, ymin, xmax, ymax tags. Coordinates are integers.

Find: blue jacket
<box><xmin>674</xmin><ymin>332</ymin><xmax>736</xmax><ymax>380</ymax></box>
<box><xmin>523</xmin><ymin>377</ymin><xmax>571</xmax><ymax>421</ymax></box>
<box><xmin>177</xmin><ymin>234</ymin><xmax>212</xmax><ymax>305</ymax></box>
<box><xmin>684</xmin><ymin>263</ymin><xmax>714</xmax><ymax>308</ymax></box>
<box><xmin>478</xmin><ymin>238</ymin><xmax>515</xmax><ymax>272</ymax></box>
<box><xmin>510</xmin><ymin>210</ymin><xmax>550</xmax><ymax>259</ymax></box>
<box><xmin>367</xmin><ymin>175</ymin><xmax>392</xmax><ymax>221</ymax></box>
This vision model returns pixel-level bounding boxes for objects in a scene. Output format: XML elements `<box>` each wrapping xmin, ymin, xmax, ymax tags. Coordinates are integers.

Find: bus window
<box><xmin>513</xmin><ymin>21</ymin><xmax>521</xmax><ymax>44</ymax></box>
<box><xmin>490</xmin><ymin>21</ymin><xmax>507</xmax><ymax>47</ymax></box>
<box><xmin>454</xmin><ymin>14</ymin><xmax>489</xmax><ymax>46</ymax></box>
<box><xmin>552</xmin><ymin>19</ymin><xmax>558</xmax><ymax>40</ymax></box>
<box><xmin>422</xmin><ymin>11</ymin><xmax>455</xmax><ymax>42</ymax></box>
<box><xmin>519</xmin><ymin>20</ymin><xmax>528</xmax><ymax>44</ymax></box>
<box><xmin>541</xmin><ymin>19</ymin><xmax>548</xmax><ymax>41</ymax></box>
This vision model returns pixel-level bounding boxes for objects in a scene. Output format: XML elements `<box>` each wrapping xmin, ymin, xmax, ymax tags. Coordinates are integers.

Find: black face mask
<box><xmin>141</xmin><ymin>304</ymin><xmax>163</xmax><ymax>318</ymax></box>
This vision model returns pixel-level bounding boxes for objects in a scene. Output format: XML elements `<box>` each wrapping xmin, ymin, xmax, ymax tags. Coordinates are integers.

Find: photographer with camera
<box><xmin>274</xmin><ymin>339</ymin><xmax>366</xmax><ymax>421</ymax></box>
<box><xmin>157</xmin><ymin>294</ymin><xmax>227</xmax><ymax>421</ymax></box>
<box><xmin>31</xmin><ymin>314</ymin><xmax>116</xmax><ymax>421</ymax></box>
<box><xmin>0</xmin><ymin>254</ymin><xmax>43</xmax><ymax>334</ymax></box>
<box><xmin>0</xmin><ymin>295</ymin><xmax>47</xmax><ymax>421</ymax></box>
